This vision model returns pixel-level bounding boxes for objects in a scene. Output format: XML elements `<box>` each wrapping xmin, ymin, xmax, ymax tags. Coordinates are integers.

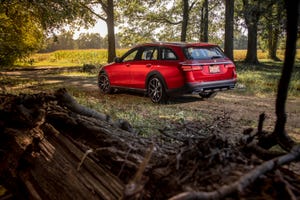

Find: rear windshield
<box><xmin>183</xmin><ymin>46</ymin><xmax>225</xmax><ymax>60</ymax></box>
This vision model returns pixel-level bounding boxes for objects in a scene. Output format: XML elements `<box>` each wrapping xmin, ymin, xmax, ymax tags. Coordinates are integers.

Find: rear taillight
<box><xmin>181</xmin><ymin>65</ymin><xmax>203</xmax><ymax>71</ymax></box>
<box><xmin>225</xmin><ymin>64</ymin><xmax>235</xmax><ymax>68</ymax></box>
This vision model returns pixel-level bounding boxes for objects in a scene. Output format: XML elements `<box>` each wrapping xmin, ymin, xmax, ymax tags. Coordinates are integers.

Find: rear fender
<box><xmin>146</xmin><ymin>71</ymin><xmax>168</xmax><ymax>90</ymax></box>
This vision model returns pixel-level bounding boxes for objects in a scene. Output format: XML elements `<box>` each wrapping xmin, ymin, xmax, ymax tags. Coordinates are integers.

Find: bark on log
<box><xmin>0</xmin><ymin>90</ymin><xmax>129</xmax><ymax>199</ymax></box>
<box><xmin>0</xmin><ymin>89</ymin><xmax>174</xmax><ymax>199</ymax></box>
<box><xmin>1</xmin><ymin>114</ymin><xmax>124</xmax><ymax>199</ymax></box>
<box><xmin>1</xmin><ymin>89</ymin><xmax>300</xmax><ymax>200</ymax></box>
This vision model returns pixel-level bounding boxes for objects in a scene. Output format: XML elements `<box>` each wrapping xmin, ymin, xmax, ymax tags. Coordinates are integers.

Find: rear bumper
<box><xmin>167</xmin><ymin>78</ymin><xmax>237</xmax><ymax>96</ymax></box>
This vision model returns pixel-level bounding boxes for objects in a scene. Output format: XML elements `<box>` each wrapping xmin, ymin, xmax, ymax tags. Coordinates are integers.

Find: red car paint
<box><xmin>98</xmin><ymin>42</ymin><xmax>237</xmax><ymax>103</ymax></box>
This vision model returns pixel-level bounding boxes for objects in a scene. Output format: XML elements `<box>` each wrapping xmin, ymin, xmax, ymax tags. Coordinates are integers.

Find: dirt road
<box><xmin>1</xmin><ymin>67</ymin><xmax>299</xmax><ymax>140</ymax></box>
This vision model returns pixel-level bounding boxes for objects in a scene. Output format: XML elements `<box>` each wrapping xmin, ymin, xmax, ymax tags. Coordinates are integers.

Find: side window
<box><xmin>152</xmin><ymin>48</ymin><xmax>158</xmax><ymax>60</ymax></box>
<box><xmin>122</xmin><ymin>49</ymin><xmax>139</xmax><ymax>62</ymax></box>
<box><xmin>141</xmin><ymin>47</ymin><xmax>158</xmax><ymax>60</ymax></box>
<box><xmin>161</xmin><ymin>48</ymin><xmax>178</xmax><ymax>60</ymax></box>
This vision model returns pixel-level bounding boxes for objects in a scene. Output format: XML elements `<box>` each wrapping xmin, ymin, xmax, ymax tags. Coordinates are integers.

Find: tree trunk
<box><xmin>107</xmin><ymin>0</ymin><xmax>116</xmax><ymax>63</ymax></box>
<box><xmin>267</xmin><ymin>28</ymin><xmax>280</xmax><ymax>61</ymax></box>
<box><xmin>257</xmin><ymin>0</ymin><xmax>299</xmax><ymax>151</ymax></box>
<box><xmin>272</xmin><ymin>0</ymin><xmax>299</xmax><ymax>151</ymax></box>
<box><xmin>267</xmin><ymin>4</ymin><xmax>281</xmax><ymax>61</ymax></box>
<box><xmin>181</xmin><ymin>0</ymin><xmax>189</xmax><ymax>42</ymax></box>
<box><xmin>224</xmin><ymin>0</ymin><xmax>234</xmax><ymax>60</ymax></box>
<box><xmin>242</xmin><ymin>0</ymin><xmax>260</xmax><ymax>64</ymax></box>
<box><xmin>200</xmin><ymin>0</ymin><xmax>208</xmax><ymax>42</ymax></box>
<box><xmin>245</xmin><ymin>23</ymin><xmax>259</xmax><ymax>64</ymax></box>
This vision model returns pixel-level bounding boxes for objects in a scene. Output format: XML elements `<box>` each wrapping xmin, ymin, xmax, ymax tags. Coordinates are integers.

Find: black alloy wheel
<box><xmin>98</xmin><ymin>73</ymin><xmax>112</xmax><ymax>94</ymax></box>
<box><xmin>147</xmin><ymin>76</ymin><xmax>167</xmax><ymax>103</ymax></box>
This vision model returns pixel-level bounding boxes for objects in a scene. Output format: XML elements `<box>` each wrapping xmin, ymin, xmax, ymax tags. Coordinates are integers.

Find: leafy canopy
<box><xmin>0</xmin><ymin>0</ymin><xmax>94</xmax><ymax>66</ymax></box>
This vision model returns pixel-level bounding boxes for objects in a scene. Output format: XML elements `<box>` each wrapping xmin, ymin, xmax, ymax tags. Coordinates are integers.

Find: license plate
<box><xmin>209</xmin><ymin>65</ymin><xmax>220</xmax><ymax>73</ymax></box>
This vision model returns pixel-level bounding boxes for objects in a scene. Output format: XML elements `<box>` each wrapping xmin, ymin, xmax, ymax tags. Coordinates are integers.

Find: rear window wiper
<box><xmin>210</xmin><ymin>55</ymin><xmax>223</xmax><ymax>59</ymax></box>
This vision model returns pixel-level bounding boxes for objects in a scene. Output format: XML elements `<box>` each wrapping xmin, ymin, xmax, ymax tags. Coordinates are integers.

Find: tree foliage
<box><xmin>116</xmin><ymin>0</ymin><xmax>289</xmax><ymax>63</ymax></box>
<box><xmin>0</xmin><ymin>0</ymin><xmax>294</xmax><ymax>66</ymax></box>
<box><xmin>258</xmin><ymin>0</ymin><xmax>286</xmax><ymax>61</ymax></box>
<box><xmin>78</xmin><ymin>0</ymin><xmax>117</xmax><ymax>62</ymax></box>
<box><xmin>241</xmin><ymin>0</ymin><xmax>285</xmax><ymax>64</ymax></box>
<box><xmin>40</xmin><ymin>31</ymin><xmax>116</xmax><ymax>52</ymax></box>
<box><xmin>0</xmin><ymin>0</ymin><xmax>94</xmax><ymax>66</ymax></box>
<box><xmin>0</xmin><ymin>1</ymin><xmax>44</xmax><ymax>65</ymax></box>
<box><xmin>116</xmin><ymin>0</ymin><xmax>226</xmax><ymax>47</ymax></box>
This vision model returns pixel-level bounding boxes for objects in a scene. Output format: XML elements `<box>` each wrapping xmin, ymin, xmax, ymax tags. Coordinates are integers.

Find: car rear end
<box><xmin>180</xmin><ymin>44</ymin><xmax>237</xmax><ymax>95</ymax></box>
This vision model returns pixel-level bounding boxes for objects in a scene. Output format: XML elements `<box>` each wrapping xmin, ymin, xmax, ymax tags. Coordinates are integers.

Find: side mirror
<box><xmin>114</xmin><ymin>57</ymin><xmax>122</xmax><ymax>63</ymax></box>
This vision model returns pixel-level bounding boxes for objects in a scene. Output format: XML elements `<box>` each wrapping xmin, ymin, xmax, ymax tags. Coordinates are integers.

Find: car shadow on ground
<box><xmin>113</xmin><ymin>90</ymin><xmax>206</xmax><ymax>104</ymax></box>
<box><xmin>168</xmin><ymin>95</ymin><xmax>207</xmax><ymax>104</ymax></box>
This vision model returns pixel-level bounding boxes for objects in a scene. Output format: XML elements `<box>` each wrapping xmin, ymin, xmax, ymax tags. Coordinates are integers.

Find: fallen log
<box><xmin>0</xmin><ymin>107</ymin><xmax>124</xmax><ymax>199</ymax></box>
<box><xmin>1</xmin><ymin>89</ymin><xmax>300</xmax><ymax>200</ymax></box>
<box><xmin>0</xmin><ymin>89</ymin><xmax>174</xmax><ymax>199</ymax></box>
<box><xmin>0</xmin><ymin>90</ymin><xmax>134</xmax><ymax>199</ymax></box>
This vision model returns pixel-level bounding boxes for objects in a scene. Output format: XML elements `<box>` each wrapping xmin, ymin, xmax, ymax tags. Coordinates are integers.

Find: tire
<box><xmin>147</xmin><ymin>76</ymin><xmax>167</xmax><ymax>103</ymax></box>
<box><xmin>199</xmin><ymin>92</ymin><xmax>217</xmax><ymax>99</ymax></box>
<box><xmin>98</xmin><ymin>73</ymin><xmax>112</xmax><ymax>94</ymax></box>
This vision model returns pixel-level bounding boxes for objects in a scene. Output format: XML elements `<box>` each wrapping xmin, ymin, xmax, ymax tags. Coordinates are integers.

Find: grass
<box><xmin>6</xmin><ymin>49</ymin><xmax>300</xmax><ymax>98</ymax></box>
<box><xmin>235</xmin><ymin>61</ymin><xmax>300</xmax><ymax>97</ymax></box>
<box><xmin>2</xmin><ymin>49</ymin><xmax>300</xmax><ymax>136</ymax></box>
<box><xmin>72</xmin><ymin>90</ymin><xmax>206</xmax><ymax>136</ymax></box>
<box><xmin>16</xmin><ymin>49</ymin><xmax>128</xmax><ymax>67</ymax></box>
<box><xmin>234</xmin><ymin>49</ymin><xmax>288</xmax><ymax>61</ymax></box>
<box><xmin>58</xmin><ymin>71</ymin><xmax>96</xmax><ymax>77</ymax></box>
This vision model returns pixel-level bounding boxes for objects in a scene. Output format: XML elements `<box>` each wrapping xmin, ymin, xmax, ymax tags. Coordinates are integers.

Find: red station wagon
<box><xmin>98</xmin><ymin>42</ymin><xmax>237</xmax><ymax>103</ymax></box>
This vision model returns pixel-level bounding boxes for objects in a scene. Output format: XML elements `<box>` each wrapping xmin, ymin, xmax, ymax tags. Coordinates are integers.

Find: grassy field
<box><xmin>1</xmin><ymin>49</ymin><xmax>299</xmax><ymax>136</ymax></box>
<box><xmin>235</xmin><ymin>61</ymin><xmax>300</xmax><ymax>97</ymax></box>
<box><xmin>17</xmin><ymin>49</ymin><xmax>129</xmax><ymax>67</ymax></box>
<box><xmin>14</xmin><ymin>49</ymin><xmax>300</xmax><ymax>97</ymax></box>
<box><xmin>17</xmin><ymin>49</ymin><xmax>299</xmax><ymax>67</ymax></box>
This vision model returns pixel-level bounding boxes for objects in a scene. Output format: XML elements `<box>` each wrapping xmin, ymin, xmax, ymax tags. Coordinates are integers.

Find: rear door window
<box><xmin>141</xmin><ymin>47</ymin><xmax>159</xmax><ymax>60</ymax></box>
<box><xmin>161</xmin><ymin>47</ymin><xmax>178</xmax><ymax>60</ymax></box>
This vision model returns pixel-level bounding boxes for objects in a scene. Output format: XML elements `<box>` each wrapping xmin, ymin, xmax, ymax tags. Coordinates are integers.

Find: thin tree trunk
<box><xmin>203</xmin><ymin>0</ymin><xmax>208</xmax><ymax>42</ymax></box>
<box><xmin>267</xmin><ymin>16</ymin><xmax>274</xmax><ymax>59</ymax></box>
<box><xmin>200</xmin><ymin>0</ymin><xmax>208</xmax><ymax>42</ymax></box>
<box><xmin>107</xmin><ymin>0</ymin><xmax>116</xmax><ymax>63</ymax></box>
<box><xmin>245</xmin><ymin>23</ymin><xmax>259</xmax><ymax>64</ymax></box>
<box><xmin>224</xmin><ymin>0</ymin><xmax>234</xmax><ymax>60</ymax></box>
<box><xmin>267</xmin><ymin>4</ymin><xmax>281</xmax><ymax>61</ymax></box>
<box><xmin>200</xmin><ymin>7</ymin><xmax>204</xmax><ymax>41</ymax></box>
<box><xmin>270</xmin><ymin>30</ymin><xmax>279</xmax><ymax>60</ymax></box>
<box><xmin>181</xmin><ymin>0</ymin><xmax>189</xmax><ymax>42</ymax></box>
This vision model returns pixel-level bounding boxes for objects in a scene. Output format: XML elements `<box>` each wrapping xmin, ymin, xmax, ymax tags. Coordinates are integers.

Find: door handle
<box><xmin>126</xmin><ymin>64</ymin><xmax>130</xmax><ymax>67</ymax></box>
<box><xmin>146</xmin><ymin>64</ymin><xmax>152</xmax><ymax>67</ymax></box>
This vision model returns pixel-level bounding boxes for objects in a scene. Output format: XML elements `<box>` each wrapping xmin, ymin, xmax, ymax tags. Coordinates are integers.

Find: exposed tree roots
<box><xmin>0</xmin><ymin>89</ymin><xmax>299</xmax><ymax>200</ymax></box>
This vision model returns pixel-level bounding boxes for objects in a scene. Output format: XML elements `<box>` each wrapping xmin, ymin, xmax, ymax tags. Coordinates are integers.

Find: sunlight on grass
<box><xmin>235</xmin><ymin>61</ymin><xmax>300</xmax><ymax>97</ymax></box>
<box><xmin>0</xmin><ymin>76</ymin><xmax>40</xmax><ymax>92</ymax></box>
<box><xmin>70</xmin><ymin>91</ymin><xmax>206</xmax><ymax>136</ymax></box>
<box><xmin>4</xmin><ymin>49</ymin><xmax>300</xmax><ymax>136</ymax></box>
<box><xmin>59</xmin><ymin>71</ymin><xmax>96</xmax><ymax>77</ymax></box>
<box><xmin>16</xmin><ymin>48</ymin><xmax>300</xmax><ymax>68</ymax></box>
<box><xmin>17</xmin><ymin>49</ymin><xmax>128</xmax><ymax>67</ymax></box>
